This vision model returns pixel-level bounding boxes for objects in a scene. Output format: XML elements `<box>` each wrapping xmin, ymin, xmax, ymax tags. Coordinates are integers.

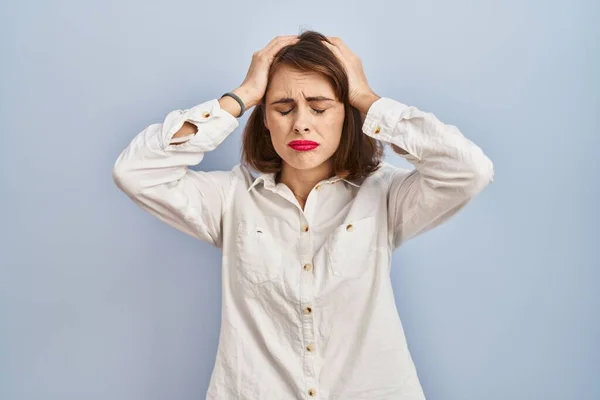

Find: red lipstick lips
<box><xmin>288</xmin><ymin>140</ymin><xmax>319</xmax><ymax>151</ymax></box>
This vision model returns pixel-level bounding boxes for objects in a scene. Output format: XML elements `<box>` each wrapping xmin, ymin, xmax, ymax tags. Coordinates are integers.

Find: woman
<box><xmin>113</xmin><ymin>31</ymin><xmax>494</xmax><ymax>400</ymax></box>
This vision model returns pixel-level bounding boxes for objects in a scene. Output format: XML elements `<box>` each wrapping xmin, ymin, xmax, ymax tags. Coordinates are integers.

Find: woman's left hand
<box><xmin>322</xmin><ymin>37</ymin><xmax>380</xmax><ymax>113</ymax></box>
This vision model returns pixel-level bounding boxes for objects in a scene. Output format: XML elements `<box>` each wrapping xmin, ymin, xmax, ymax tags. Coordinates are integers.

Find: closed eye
<box><xmin>279</xmin><ymin>108</ymin><xmax>326</xmax><ymax>116</ymax></box>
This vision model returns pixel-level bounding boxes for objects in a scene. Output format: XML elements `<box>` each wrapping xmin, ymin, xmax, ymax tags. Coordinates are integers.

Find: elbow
<box><xmin>112</xmin><ymin>160</ymin><xmax>128</xmax><ymax>192</ymax></box>
<box><xmin>112</xmin><ymin>159</ymin><xmax>140</xmax><ymax>196</ymax></box>
<box><xmin>465</xmin><ymin>154</ymin><xmax>494</xmax><ymax>196</ymax></box>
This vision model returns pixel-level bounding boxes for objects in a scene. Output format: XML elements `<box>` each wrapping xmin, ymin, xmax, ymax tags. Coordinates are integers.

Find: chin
<box><xmin>276</xmin><ymin>146</ymin><xmax>334</xmax><ymax>171</ymax></box>
<box><xmin>282</xmin><ymin>155</ymin><xmax>332</xmax><ymax>171</ymax></box>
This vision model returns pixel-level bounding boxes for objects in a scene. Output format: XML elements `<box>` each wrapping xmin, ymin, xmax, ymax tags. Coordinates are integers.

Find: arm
<box><xmin>320</xmin><ymin>37</ymin><xmax>494</xmax><ymax>249</ymax></box>
<box><xmin>361</xmin><ymin>96</ymin><xmax>495</xmax><ymax>249</ymax></box>
<box><xmin>112</xmin><ymin>97</ymin><xmax>240</xmax><ymax>248</ymax></box>
<box><xmin>113</xmin><ymin>36</ymin><xmax>299</xmax><ymax>247</ymax></box>
<box><xmin>170</xmin><ymin>88</ymin><xmax>257</xmax><ymax>143</ymax></box>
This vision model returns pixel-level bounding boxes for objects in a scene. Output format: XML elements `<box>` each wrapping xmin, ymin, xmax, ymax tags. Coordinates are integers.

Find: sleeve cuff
<box><xmin>361</xmin><ymin>97</ymin><xmax>422</xmax><ymax>161</ymax></box>
<box><xmin>161</xmin><ymin>98</ymin><xmax>239</xmax><ymax>150</ymax></box>
<box><xmin>362</xmin><ymin>97</ymin><xmax>409</xmax><ymax>140</ymax></box>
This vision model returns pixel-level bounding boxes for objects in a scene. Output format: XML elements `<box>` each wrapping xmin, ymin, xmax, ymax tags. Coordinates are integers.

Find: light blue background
<box><xmin>1</xmin><ymin>0</ymin><xmax>598</xmax><ymax>399</ymax></box>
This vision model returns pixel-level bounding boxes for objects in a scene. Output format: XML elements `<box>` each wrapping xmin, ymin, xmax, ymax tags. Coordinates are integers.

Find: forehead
<box><xmin>266</xmin><ymin>65</ymin><xmax>336</xmax><ymax>100</ymax></box>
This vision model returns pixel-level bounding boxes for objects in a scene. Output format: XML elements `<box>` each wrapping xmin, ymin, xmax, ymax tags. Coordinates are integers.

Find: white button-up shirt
<box><xmin>113</xmin><ymin>97</ymin><xmax>494</xmax><ymax>400</ymax></box>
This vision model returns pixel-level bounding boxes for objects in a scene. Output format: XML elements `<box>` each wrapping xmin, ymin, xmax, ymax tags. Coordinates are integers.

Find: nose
<box><xmin>292</xmin><ymin>109</ymin><xmax>312</xmax><ymax>134</ymax></box>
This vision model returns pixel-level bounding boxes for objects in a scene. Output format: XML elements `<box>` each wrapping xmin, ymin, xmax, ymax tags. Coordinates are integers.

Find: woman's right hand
<box><xmin>233</xmin><ymin>35</ymin><xmax>299</xmax><ymax>109</ymax></box>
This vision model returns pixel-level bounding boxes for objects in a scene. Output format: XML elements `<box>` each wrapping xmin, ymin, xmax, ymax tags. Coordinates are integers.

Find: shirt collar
<box><xmin>247</xmin><ymin>171</ymin><xmax>363</xmax><ymax>192</ymax></box>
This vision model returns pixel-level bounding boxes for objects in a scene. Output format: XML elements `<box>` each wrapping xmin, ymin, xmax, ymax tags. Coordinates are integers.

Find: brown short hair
<box><xmin>241</xmin><ymin>30</ymin><xmax>384</xmax><ymax>181</ymax></box>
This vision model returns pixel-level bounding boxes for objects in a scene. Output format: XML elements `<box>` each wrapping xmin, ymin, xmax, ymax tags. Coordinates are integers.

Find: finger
<box><xmin>326</xmin><ymin>36</ymin><xmax>344</xmax><ymax>50</ymax></box>
<box><xmin>326</xmin><ymin>36</ymin><xmax>354</xmax><ymax>58</ymax></box>
<box><xmin>267</xmin><ymin>36</ymin><xmax>299</xmax><ymax>57</ymax></box>
<box><xmin>257</xmin><ymin>37</ymin><xmax>298</xmax><ymax>65</ymax></box>
<box><xmin>262</xmin><ymin>35</ymin><xmax>298</xmax><ymax>55</ymax></box>
<box><xmin>322</xmin><ymin>39</ymin><xmax>345</xmax><ymax>59</ymax></box>
<box><xmin>255</xmin><ymin>36</ymin><xmax>294</xmax><ymax>56</ymax></box>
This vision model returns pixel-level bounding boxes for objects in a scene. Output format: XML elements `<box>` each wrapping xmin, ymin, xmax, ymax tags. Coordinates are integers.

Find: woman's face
<box><xmin>263</xmin><ymin>65</ymin><xmax>345</xmax><ymax>173</ymax></box>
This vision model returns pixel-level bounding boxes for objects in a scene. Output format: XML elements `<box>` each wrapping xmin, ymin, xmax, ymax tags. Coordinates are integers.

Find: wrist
<box><xmin>218</xmin><ymin>87</ymin><xmax>259</xmax><ymax>118</ymax></box>
<box><xmin>233</xmin><ymin>86</ymin><xmax>260</xmax><ymax>109</ymax></box>
<box><xmin>353</xmin><ymin>91</ymin><xmax>380</xmax><ymax>115</ymax></box>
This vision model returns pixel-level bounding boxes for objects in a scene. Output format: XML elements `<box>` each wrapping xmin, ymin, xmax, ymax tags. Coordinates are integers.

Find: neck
<box><xmin>277</xmin><ymin>161</ymin><xmax>335</xmax><ymax>200</ymax></box>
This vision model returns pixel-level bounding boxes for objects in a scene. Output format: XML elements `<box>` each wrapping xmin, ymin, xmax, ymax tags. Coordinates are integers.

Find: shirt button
<box><xmin>315</xmin><ymin>184</ymin><xmax>321</xmax><ymax>191</ymax></box>
<box><xmin>308</xmin><ymin>388</ymin><xmax>317</xmax><ymax>397</ymax></box>
<box><xmin>301</xmin><ymin>225</ymin><xmax>309</xmax><ymax>232</ymax></box>
<box><xmin>303</xmin><ymin>306</ymin><xmax>312</xmax><ymax>314</ymax></box>
<box><xmin>303</xmin><ymin>263</ymin><xmax>313</xmax><ymax>272</ymax></box>
<box><xmin>346</xmin><ymin>224</ymin><xmax>354</xmax><ymax>232</ymax></box>
<box><xmin>306</xmin><ymin>343</ymin><xmax>315</xmax><ymax>352</ymax></box>
<box><xmin>374</xmin><ymin>125</ymin><xmax>381</xmax><ymax>134</ymax></box>
<box><xmin>202</xmin><ymin>111</ymin><xmax>211</xmax><ymax>118</ymax></box>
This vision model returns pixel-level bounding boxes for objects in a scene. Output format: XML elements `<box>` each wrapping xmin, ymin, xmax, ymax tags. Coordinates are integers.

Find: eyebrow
<box><xmin>269</xmin><ymin>96</ymin><xmax>335</xmax><ymax>105</ymax></box>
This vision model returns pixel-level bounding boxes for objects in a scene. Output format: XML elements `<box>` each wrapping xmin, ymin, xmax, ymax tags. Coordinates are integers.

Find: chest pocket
<box><xmin>327</xmin><ymin>216</ymin><xmax>378</xmax><ymax>279</ymax></box>
<box><xmin>235</xmin><ymin>221</ymin><xmax>282</xmax><ymax>284</ymax></box>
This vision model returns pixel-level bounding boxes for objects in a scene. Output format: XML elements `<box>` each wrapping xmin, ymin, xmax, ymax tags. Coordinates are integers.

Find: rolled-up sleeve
<box><xmin>112</xmin><ymin>99</ymin><xmax>239</xmax><ymax>248</ymax></box>
<box><xmin>362</xmin><ymin>97</ymin><xmax>495</xmax><ymax>249</ymax></box>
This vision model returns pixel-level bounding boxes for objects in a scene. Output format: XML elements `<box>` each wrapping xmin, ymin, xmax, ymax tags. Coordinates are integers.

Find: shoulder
<box><xmin>230</xmin><ymin>163</ymin><xmax>258</xmax><ymax>188</ymax></box>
